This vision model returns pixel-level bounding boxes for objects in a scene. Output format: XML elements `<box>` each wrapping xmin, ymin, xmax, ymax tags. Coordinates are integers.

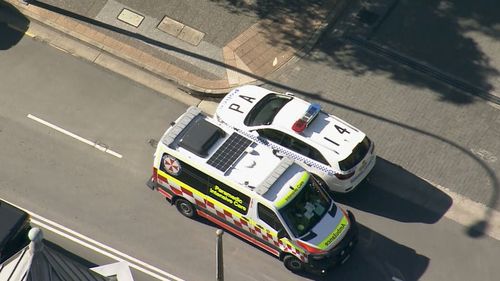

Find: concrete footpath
<box><xmin>1</xmin><ymin>0</ymin><xmax>349</xmax><ymax>94</ymax></box>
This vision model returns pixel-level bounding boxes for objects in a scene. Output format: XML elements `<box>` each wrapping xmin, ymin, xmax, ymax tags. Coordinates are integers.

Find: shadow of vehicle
<box><xmin>334</xmin><ymin>157</ymin><xmax>452</xmax><ymax>224</ymax></box>
<box><xmin>297</xmin><ymin>223</ymin><xmax>429</xmax><ymax>281</ymax></box>
<box><xmin>193</xmin><ymin>211</ymin><xmax>429</xmax><ymax>280</ymax></box>
<box><xmin>0</xmin><ymin>2</ymin><xmax>29</xmax><ymax>50</ymax></box>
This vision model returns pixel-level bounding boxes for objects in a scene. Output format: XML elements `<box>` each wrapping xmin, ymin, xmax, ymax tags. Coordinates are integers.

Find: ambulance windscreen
<box><xmin>278</xmin><ymin>176</ymin><xmax>333</xmax><ymax>237</ymax></box>
<box><xmin>207</xmin><ymin>133</ymin><xmax>253</xmax><ymax>172</ymax></box>
<box><xmin>179</xmin><ymin>118</ymin><xmax>226</xmax><ymax>157</ymax></box>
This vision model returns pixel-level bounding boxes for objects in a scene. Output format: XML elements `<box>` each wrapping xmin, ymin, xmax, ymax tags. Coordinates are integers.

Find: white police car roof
<box><xmin>216</xmin><ymin>85</ymin><xmax>367</xmax><ymax>163</ymax></box>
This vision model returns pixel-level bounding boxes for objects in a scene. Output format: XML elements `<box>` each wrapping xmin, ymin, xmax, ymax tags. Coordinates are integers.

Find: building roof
<box><xmin>0</xmin><ymin>228</ymin><xmax>109</xmax><ymax>281</ymax></box>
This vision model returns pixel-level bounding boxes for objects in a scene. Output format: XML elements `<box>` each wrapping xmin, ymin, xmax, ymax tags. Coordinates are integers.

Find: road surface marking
<box><xmin>27</xmin><ymin>114</ymin><xmax>123</xmax><ymax>158</ymax></box>
<box><xmin>1</xmin><ymin>198</ymin><xmax>183</xmax><ymax>281</ymax></box>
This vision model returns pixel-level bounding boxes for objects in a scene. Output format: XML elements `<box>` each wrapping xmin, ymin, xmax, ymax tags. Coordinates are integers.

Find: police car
<box><xmin>149</xmin><ymin>106</ymin><xmax>358</xmax><ymax>273</ymax></box>
<box><xmin>215</xmin><ymin>85</ymin><xmax>376</xmax><ymax>193</ymax></box>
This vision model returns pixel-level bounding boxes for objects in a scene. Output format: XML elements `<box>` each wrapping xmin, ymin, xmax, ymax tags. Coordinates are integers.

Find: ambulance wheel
<box><xmin>175</xmin><ymin>198</ymin><xmax>196</xmax><ymax>218</ymax></box>
<box><xmin>283</xmin><ymin>255</ymin><xmax>304</xmax><ymax>272</ymax></box>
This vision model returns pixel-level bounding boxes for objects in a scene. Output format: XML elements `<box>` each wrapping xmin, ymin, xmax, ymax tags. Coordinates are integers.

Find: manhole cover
<box><xmin>117</xmin><ymin>8</ymin><xmax>144</xmax><ymax>27</ymax></box>
<box><xmin>357</xmin><ymin>8</ymin><xmax>379</xmax><ymax>26</ymax></box>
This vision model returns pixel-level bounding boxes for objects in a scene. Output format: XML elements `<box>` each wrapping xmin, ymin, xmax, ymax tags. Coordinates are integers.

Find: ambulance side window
<box><xmin>257</xmin><ymin>203</ymin><xmax>284</xmax><ymax>233</ymax></box>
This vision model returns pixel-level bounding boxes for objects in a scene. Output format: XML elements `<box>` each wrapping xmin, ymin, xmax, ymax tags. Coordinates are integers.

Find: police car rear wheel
<box><xmin>175</xmin><ymin>198</ymin><xmax>196</xmax><ymax>218</ymax></box>
<box><xmin>283</xmin><ymin>255</ymin><xmax>304</xmax><ymax>272</ymax></box>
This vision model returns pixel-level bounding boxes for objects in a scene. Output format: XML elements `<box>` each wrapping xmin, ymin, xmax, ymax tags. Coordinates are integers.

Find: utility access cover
<box><xmin>157</xmin><ymin>16</ymin><xmax>205</xmax><ymax>46</ymax></box>
<box><xmin>117</xmin><ymin>8</ymin><xmax>144</xmax><ymax>27</ymax></box>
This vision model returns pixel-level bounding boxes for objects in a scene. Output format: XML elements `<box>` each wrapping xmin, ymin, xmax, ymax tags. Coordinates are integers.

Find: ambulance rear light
<box><xmin>296</xmin><ymin>240</ymin><xmax>327</xmax><ymax>255</ymax></box>
<box><xmin>291</xmin><ymin>103</ymin><xmax>321</xmax><ymax>133</ymax></box>
<box><xmin>334</xmin><ymin>171</ymin><xmax>355</xmax><ymax>180</ymax></box>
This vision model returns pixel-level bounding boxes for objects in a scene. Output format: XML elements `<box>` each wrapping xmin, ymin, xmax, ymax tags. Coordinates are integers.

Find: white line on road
<box><xmin>27</xmin><ymin>114</ymin><xmax>123</xmax><ymax>158</ymax></box>
<box><xmin>30</xmin><ymin>218</ymin><xmax>182</xmax><ymax>281</ymax></box>
<box><xmin>1</xmin><ymin>198</ymin><xmax>183</xmax><ymax>281</ymax></box>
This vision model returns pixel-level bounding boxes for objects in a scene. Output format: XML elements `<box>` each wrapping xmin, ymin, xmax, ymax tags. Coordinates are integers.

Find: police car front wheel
<box><xmin>175</xmin><ymin>198</ymin><xmax>196</xmax><ymax>218</ymax></box>
<box><xmin>283</xmin><ymin>255</ymin><xmax>304</xmax><ymax>272</ymax></box>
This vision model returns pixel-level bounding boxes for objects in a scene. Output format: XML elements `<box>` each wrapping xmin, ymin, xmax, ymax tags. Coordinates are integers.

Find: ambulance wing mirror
<box><xmin>277</xmin><ymin>228</ymin><xmax>287</xmax><ymax>239</ymax></box>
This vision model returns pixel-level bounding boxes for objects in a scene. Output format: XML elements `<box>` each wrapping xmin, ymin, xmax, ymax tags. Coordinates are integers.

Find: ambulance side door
<box><xmin>256</xmin><ymin>202</ymin><xmax>287</xmax><ymax>238</ymax></box>
<box><xmin>252</xmin><ymin>200</ymin><xmax>288</xmax><ymax>254</ymax></box>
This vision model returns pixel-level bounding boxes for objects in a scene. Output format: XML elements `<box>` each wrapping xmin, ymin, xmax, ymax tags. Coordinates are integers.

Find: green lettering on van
<box><xmin>209</xmin><ymin>185</ymin><xmax>247</xmax><ymax>212</ymax></box>
<box><xmin>275</xmin><ymin>172</ymin><xmax>309</xmax><ymax>209</ymax></box>
<box><xmin>318</xmin><ymin>216</ymin><xmax>348</xmax><ymax>249</ymax></box>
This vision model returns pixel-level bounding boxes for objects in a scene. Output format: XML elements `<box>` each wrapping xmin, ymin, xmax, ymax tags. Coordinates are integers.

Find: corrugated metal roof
<box><xmin>0</xmin><ymin>228</ymin><xmax>109</xmax><ymax>281</ymax></box>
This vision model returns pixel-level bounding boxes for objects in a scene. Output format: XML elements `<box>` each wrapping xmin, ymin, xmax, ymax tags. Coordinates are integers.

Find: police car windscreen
<box><xmin>207</xmin><ymin>133</ymin><xmax>253</xmax><ymax>172</ymax></box>
<box><xmin>243</xmin><ymin>94</ymin><xmax>292</xmax><ymax>126</ymax></box>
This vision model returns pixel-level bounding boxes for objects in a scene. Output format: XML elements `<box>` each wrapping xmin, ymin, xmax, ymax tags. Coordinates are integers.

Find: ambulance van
<box><xmin>149</xmin><ymin>106</ymin><xmax>358</xmax><ymax>273</ymax></box>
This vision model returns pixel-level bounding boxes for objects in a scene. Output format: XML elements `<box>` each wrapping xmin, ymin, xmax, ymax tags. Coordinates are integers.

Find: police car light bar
<box><xmin>292</xmin><ymin>103</ymin><xmax>321</xmax><ymax>133</ymax></box>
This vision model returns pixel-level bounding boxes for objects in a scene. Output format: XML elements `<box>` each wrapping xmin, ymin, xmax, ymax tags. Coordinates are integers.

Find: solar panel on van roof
<box><xmin>207</xmin><ymin>133</ymin><xmax>252</xmax><ymax>172</ymax></box>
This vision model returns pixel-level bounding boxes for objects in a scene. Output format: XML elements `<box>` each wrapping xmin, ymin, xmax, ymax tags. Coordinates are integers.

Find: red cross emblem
<box><xmin>163</xmin><ymin>155</ymin><xmax>181</xmax><ymax>176</ymax></box>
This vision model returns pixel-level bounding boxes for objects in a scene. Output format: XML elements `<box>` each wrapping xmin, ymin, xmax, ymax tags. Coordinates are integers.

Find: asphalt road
<box><xmin>1</xmin><ymin>23</ymin><xmax>500</xmax><ymax>281</ymax></box>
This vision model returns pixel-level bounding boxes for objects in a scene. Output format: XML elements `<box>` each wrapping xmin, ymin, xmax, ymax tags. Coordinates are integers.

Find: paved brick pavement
<box><xmin>269</xmin><ymin>0</ymin><xmax>500</xmax><ymax>214</ymax></box>
<box><xmin>2</xmin><ymin>0</ymin><xmax>349</xmax><ymax>93</ymax></box>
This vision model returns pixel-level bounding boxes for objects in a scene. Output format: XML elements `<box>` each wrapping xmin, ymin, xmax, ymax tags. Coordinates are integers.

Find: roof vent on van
<box><xmin>255</xmin><ymin>158</ymin><xmax>294</xmax><ymax>195</ymax></box>
<box><xmin>245</xmin><ymin>146</ymin><xmax>255</xmax><ymax>154</ymax></box>
<box><xmin>241</xmin><ymin>158</ymin><xmax>256</xmax><ymax>168</ymax></box>
<box><xmin>162</xmin><ymin>106</ymin><xmax>201</xmax><ymax>146</ymax></box>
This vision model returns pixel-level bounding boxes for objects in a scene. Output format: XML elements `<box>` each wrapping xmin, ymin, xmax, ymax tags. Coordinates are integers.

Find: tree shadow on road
<box><xmin>0</xmin><ymin>2</ymin><xmax>29</xmax><ymax>50</ymax></box>
<box><xmin>366</xmin><ymin>0</ymin><xmax>500</xmax><ymax>94</ymax></box>
<box><xmin>334</xmin><ymin>157</ymin><xmax>452</xmax><ymax>224</ymax></box>
<box><xmin>209</xmin><ymin>0</ymin><xmax>335</xmax><ymax>48</ymax></box>
<box><xmin>213</xmin><ymin>0</ymin><xmax>500</xmax><ymax>105</ymax></box>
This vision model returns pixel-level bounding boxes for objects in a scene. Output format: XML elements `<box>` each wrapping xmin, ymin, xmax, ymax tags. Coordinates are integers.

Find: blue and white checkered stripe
<box><xmin>218</xmin><ymin>88</ymin><xmax>239</xmax><ymax>110</ymax></box>
<box><xmin>229</xmin><ymin>126</ymin><xmax>337</xmax><ymax>176</ymax></box>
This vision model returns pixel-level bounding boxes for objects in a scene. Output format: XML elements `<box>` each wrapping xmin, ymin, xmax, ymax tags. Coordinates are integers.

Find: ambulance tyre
<box><xmin>283</xmin><ymin>255</ymin><xmax>304</xmax><ymax>272</ymax></box>
<box><xmin>175</xmin><ymin>198</ymin><xmax>196</xmax><ymax>219</ymax></box>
